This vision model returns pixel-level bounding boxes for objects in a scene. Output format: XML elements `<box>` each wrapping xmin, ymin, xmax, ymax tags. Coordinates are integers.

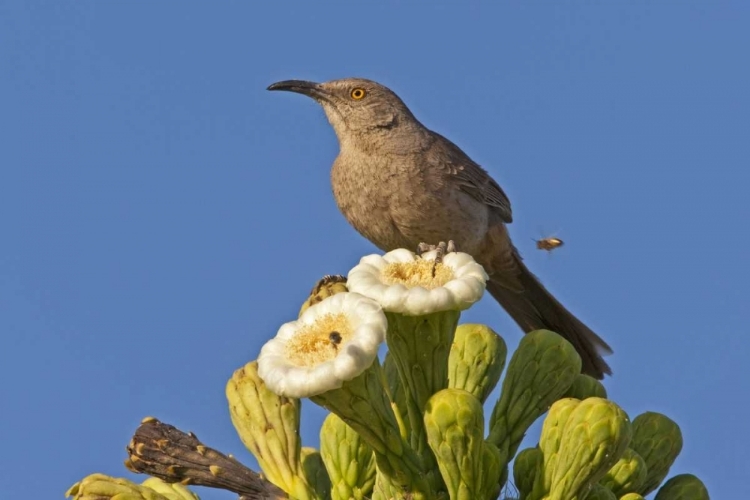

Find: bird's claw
<box><xmin>416</xmin><ymin>240</ymin><xmax>458</xmax><ymax>277</ymax></box>
<box><xmin>416</xmin><ymin>240</ymin><xmax>458</xmax><ymax>261</ymax></box>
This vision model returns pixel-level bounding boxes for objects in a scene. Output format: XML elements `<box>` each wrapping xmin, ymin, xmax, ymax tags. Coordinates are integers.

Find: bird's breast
<box><xmin>330</xmin><ymin>151</ymin><xmax>489</xmax><ymax>254</ymax></box>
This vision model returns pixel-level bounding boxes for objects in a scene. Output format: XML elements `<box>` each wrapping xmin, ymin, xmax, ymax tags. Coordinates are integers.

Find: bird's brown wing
<box><xmin>428</xmin><ymin>132</ymin><xmax>513</xmax><ymax>223</ymax></box>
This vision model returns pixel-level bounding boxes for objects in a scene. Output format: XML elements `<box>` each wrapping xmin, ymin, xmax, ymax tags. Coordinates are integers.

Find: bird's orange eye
<box><xmin>350</xmin><ymin>88</ymin><xmax>366</xmax><ymax>100</ymax></box>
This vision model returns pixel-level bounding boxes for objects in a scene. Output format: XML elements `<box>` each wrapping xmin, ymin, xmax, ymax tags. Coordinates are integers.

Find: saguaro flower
<box><xmin>346</xmin><ymin>248</ymin><xmax>487</xmax><ymax>316</ymax></box>
<box><xmin>258</xmin><ymin>292</ymin><xmax>438</xmax><ymax>499</ymax></box>
<box><xmin>258</xmin><ymin>292</ymin><xmax>386</xmax><ymax>399</ymax></box>
<box><xmin>347</xmin><ymin>248</ymin><xmax>487</xmax><ymax>463</ymax></box>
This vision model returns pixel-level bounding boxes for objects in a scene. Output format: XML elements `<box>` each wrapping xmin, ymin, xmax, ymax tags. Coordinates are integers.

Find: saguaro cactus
<box><xmin>65</xmin><ymin>248</ymin><xmax>709</xmax><ymax>500</ymax></box>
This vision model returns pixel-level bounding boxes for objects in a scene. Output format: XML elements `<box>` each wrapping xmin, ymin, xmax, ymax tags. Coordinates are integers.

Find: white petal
<box><xmin>307</xmin><ymin>295</ymin><xmax>333</xmax><ymax>318</ymax></box>
<box><xmin>362</xmin><ymin>312</ymin><xmax>388</xmax><ymax>337</ymax></box>
<box><xmin>444</xmin><ymin>277</ymin><xmax>484</xmax><ymax>309</ymax></box>
<box><xmin>309</xmin><ymin>363</ymin><xmax>342</xmax><ymax>394</ymax></box>
<box><xmin>416</xmin><ymin>249</ymin><xmax>440</xmax><ymax>262</ymax></box>
<box><xmin>347</xmin><ymin>268</ymin><xmax>381</xmax><ymax>290</ymax></box>
<box><xmin>382</xmin><ymin>248</ymin><xmax>417</xmax><ymax>264</ymax></box>
<box><xmin>258</xmin><ymin>338</ymin><xmax>286</xmax><ymax>358</ymax></box>
<box><xmin>427</xmin><ymin>286</ymin><xmax>454</xmax><ymax>312</ymax></box>
<box><xmin>332</xmin><ymin>345</ymin><xmax>363</xmax><ymax>380</ymax></box>
<box><xmin>358</xmin><ymin>255</ymin><xmax>388</xmax><ymax>270</ymax></box>
<box><xmin>382</xmin><ymin>283</ymin><xmax>409</xmax><ymax>311</ymax></box>
<box><xmin>443</xmin><ymin>252</ymin><xmax>473</xmax><ymax>269</ymax></box>
<box><xmin>351</xmin><ymin>323</ymin><xmax>386</xmax><ymax>352</ymax></box>
<box><xmin>403</xmin><ymin>286</ymin><xmax>431</xmax><ymax>315</ymax></box>
<box><xmin>274</xmin><ymin>321</ymin><xmax>300</xmax><ymax>341</ymax></box>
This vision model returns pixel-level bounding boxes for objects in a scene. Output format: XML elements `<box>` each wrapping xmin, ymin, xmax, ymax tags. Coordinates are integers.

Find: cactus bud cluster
<box><xmin>65</xmin><ymin>248</ymin><xmax>709</xmax><ymax>500</ymax></box>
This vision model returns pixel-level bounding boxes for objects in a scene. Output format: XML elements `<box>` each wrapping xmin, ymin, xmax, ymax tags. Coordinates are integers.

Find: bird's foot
<box><xmin>416</xmin><ymin>240</ymin><xmax>458</xmax><ymax>261</ymax></box>
<box><xmin>416</xmin><ymin>240</ymin><xmax>458</xmax><ymax>277</ymax></box>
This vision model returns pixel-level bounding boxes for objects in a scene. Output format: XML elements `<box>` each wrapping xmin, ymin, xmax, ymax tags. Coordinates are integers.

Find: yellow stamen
<box><xmin>285</xmin><ymin>313</ymin><xmax>352</xmax><ymax>366</ymax></box>
<box><xmin>380</xmin><ymin>260</ymin><xmax>454</xmax><ymax>289</ymax></box>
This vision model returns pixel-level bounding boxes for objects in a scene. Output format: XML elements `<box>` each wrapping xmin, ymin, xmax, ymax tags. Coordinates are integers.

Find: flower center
<box><xmin>380</xmin><ymin>260</ymin><xmax>454</xmax><ymax>289</ymax></box>
<box><xmin>285</xmin><ymin>313</ymin><xmax>352</xmax><ymax>367</ymax></box>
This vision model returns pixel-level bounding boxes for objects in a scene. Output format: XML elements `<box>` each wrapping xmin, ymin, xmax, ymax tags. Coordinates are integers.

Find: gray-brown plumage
<box><xmin>267</xmin><ymin>77</ymin><xmax>613</xmax><ymax>378</ymax></box>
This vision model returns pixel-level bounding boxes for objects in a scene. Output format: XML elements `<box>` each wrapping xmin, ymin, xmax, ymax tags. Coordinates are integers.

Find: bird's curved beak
<box><xmin>267</xmin><ymin>80</ymin><xmax>326</xmax><ymax>99</ymax></box>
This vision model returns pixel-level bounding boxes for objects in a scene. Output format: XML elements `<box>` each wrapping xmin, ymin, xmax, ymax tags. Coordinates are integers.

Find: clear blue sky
<box><xmin>1</xmin><ymin>2</ymin><xmax>748</xmax><ymax>498</ymax></box>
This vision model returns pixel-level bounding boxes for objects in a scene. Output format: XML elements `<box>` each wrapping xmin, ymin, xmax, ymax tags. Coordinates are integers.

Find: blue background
<box><xmin>1</xmin><ymin>1</ymin><xmax>747</xmax><ymax>498</ymax></box>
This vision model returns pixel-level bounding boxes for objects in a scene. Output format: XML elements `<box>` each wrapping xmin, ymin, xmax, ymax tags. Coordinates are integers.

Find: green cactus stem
<box><xmin>311</xmin><ymin>359</ymin><xmax>440</xmax><ymax>500</ymax></box>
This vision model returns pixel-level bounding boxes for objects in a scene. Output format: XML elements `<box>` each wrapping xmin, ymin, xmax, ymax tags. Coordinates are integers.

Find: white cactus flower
<box><xmin>346</xmin><ymin>248</ymin><xmax>488</xmax><ymax>316</ymax></box>
<box><xmin>257</xmin><ymin>292</ymin><xmax>386</xmax><ymax>398</ymax></box>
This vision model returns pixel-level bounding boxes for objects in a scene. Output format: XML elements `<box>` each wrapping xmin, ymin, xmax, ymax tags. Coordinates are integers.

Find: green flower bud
<box><xmin>583</xmin><ymin>484</ymin><xmax>617</xmax><ymax>500</ymax></box>
<box><xmin>563</xmin><ymin>374</ymin><xmax>608</xmax><ymax>400</ymax></box>
<box><xmin>226</xmin><ymin>360</ymin><xmax>317</xmax><ymax>499</ymax></box>
<box><xmin>513</xmin><ymin>448</ymin><xmax>542</xmax><ymax>498</ymax></box>
<box><xmin>654</xmin><ymin>474</ymin><xmax>709</xmax><ymax>500</ymax></box>
<box><xmin>481</xmin><ymin>442</ymin><xmax>503</xmax><ymax>500</ymax></box>
<box><xmin>424</xmin><ymin>388</ymin><xmax>486</xmax><ymax>500</ymax></box>
<box><xmin>372</xmin><ymin>473</ymin><xmax>401</xmax><ymax>500</ymax></box>
<box><xmin>140</xmin><ymin>478</ymin><xmax>199</xmax><ymax>500</ymax></box>
<box><xmin>599</xmin><ymin>448</ymin><xmax>647</xmax><ymax>497</ymax></box>
<box><xmin>301</xmin><ymin>447</ymin><xmax>332</xmax><ymax>500</ymax></box>
<box><xmin>620</xmin><ymin>494</ymin><xmax>646</xmax><ymax>500</ymax></box>
<box><xmin>448</xmin><ymin>323</ymin><xmax>507</xmax><ymax>403</ymax></box>
<box><xmin>65</xmin><ymin>474</ymin><xmax>170</xmax><ymax>500</ymax></box>
<box><xmin>488</xmin><ymin>330</ymin><xmax>582</xmax><ymax>463</ymax></box>
<box><xmin>513</xmin><ymin>447</ymin><xmax>542</xmax><ymax>498</ymax></box>
<box><xmin>299</xmin><ymin>275</ymin><xmax>349</xmax><ymax>317</ymax></box>
<box><xmin>320</xmin><ymin>413</ymin><xmax>376</xmax><ymax>500</ymax></box>
<box><xmin>630</xmin><ymin>412</ymin><xmax>683</xmax><ymax>496</ymax></box>
<box><xmin>536</xmin><ymin>397</ymin><xmax>632</xmax><ymax>500</ymax></box>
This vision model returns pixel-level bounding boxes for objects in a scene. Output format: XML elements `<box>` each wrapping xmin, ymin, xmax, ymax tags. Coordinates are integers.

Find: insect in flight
<box><xmin>535</xmin><ymin>236</ymin><xmax>564</xmax><ymax>252</ymax></box>
<box><xmin>532</xmin><ymin>226</ymin><xmax>565</xmax><ymax>253</ymax></box>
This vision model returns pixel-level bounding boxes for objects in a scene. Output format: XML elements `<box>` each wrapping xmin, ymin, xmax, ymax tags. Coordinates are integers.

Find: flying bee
<box><xmin>535</xmin><ymin>236</ymin><xmax>564</xmax><ymax>252</ymax></box>
<box><xmin>329</xmin><ymin>331</ymin><xmax>343</xmax><ymax>350</ymax></box>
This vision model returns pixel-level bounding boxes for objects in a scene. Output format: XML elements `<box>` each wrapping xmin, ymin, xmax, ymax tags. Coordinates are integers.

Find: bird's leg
<box><xmin>416</xmin><ymin>240</ymin><xmax>458</xmax><ymax>276</ymax></box>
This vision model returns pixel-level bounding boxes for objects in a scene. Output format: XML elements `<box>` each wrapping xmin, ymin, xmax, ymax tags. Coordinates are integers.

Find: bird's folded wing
<box><xmin>428</xmin><ymin>132</ymin><xmax>513</xmax><ymax>223</ymax></box>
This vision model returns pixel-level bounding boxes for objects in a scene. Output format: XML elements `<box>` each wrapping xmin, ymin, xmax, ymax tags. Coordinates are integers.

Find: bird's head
<box><xmin>267</xmin><ymin>77</ymin><xmax>421</xmax><ymax>146</ymax></box>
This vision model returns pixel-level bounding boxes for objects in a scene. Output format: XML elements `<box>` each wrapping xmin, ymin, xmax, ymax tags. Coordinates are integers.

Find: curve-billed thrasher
<box><xmin>267</xmin><ymin>77</ymin><xmax>612</xmax><ymax>378</ymax></box>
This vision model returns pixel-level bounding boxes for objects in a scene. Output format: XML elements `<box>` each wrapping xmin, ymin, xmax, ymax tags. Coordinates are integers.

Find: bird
<box><xmin>267</xmin><ymin>77</ymin><xmax>612</xmax><ymax>378</ymax></box>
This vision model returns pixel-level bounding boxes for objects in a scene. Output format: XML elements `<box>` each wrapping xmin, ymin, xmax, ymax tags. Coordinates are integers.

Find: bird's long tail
<box><xmin>486</xmin><ymin>257</ymin><xmax>613</xmax><ymax>379</ymax></box>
